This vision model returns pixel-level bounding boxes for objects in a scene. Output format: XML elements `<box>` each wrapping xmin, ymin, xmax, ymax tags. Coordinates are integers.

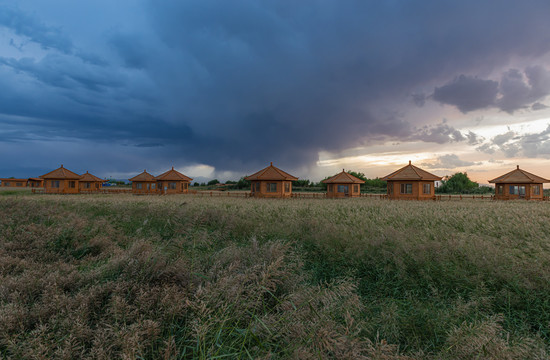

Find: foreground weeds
<box><xmin>0</xmin><ymin>195</ymin><xmax>549</xmax><ymax>359</ymax></box>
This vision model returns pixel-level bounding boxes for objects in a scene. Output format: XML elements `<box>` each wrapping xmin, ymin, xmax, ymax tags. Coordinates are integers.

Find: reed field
<box><xmin>1</xmin><ymin>193</ymin><xmax>550</xmax><ymax>359</ymax></box>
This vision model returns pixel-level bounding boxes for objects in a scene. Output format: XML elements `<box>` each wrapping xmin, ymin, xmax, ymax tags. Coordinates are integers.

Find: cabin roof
<box><xmin>28</xmin><ymin>178</ymin><xmax>43</xmax><ymax>182</ymax></box>
<box><xmin>80</xmin><ymin>171</ymin><xmax>103</xmax><ymax>182</ymax></box>
<box><xmin>245</xmin><ymin>162</ymin><xmax>298</xmax><ymax>181</ymax></box>
<box><xmin>129</xmin><ymin>170</ymin><xmax>156</xmax><ymax>182</ymax></box>
<box><xmin>322</xmin><ymin>170</ymin><xmax>365</xmax><ymax>184</ymax></box>
<box><xmin>488</xmin><ymin>166</ymin><xmax>549</xmax><ymax>184</ymax></box>
<box><xmin>155</xmin><ymin>167</ymin><xmax>193</xmax><ymax>181</ymax></box>
<box><xmin>381</xmin><ymin>161</ymin><xmax>442</xmax><ymax>181</ymax></box>
<box><xmin>0</xmin><ymin>178</ymin><xmax>28</xmax><ymax>182</ymax></box>
<box><xmin>40</xmin><ymin>165</ymin><xmax>81</xmax><ymax>180</ymax></box>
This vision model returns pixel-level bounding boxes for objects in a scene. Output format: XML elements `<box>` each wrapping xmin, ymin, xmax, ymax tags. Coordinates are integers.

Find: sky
<box><xmin>2</xmin><ymin>1</ymin><xmax>550</xmax><ymax>184</ymax></box>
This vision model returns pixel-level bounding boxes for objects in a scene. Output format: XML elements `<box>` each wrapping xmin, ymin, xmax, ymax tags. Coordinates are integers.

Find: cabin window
<box><xmin>184</xmin><ymin>183</ymin><xmax>188</xmax><ymax>190</ymax></box>
<box><xmin>51</xmin><ymin>180</ymin><xmax>60</xmax><ymax>188</ymax></box>
<box><xmin>509</xmin><ymin>185</ymin><xmax>518</xmax><ymax>195</ymax></box>
<box><xmin>136</xmin><ymin>183</ymin><xmax>142</xmax><ymax>190</ymax></box>
<box><xmin>533</xmin><ymin>185</ymin><xmax>540</xmax><ymax>195</ymax></box>
<box><xmin>151</xmin><ymin>183</ymin><xmax>156</xmax><ymax>189</ymax></box>
<box><xmin>285</xmin><ymin>182</ymin><xmax>290</xmax><ymax>192</ymax></box>
<box><xmin>169</xmin><ymin>182</ymin><xmax>177</xmax><ymax>190</ymax></box>
<box><xmin>423</xmin><ymin>183</ymin><xmax>431</xmax><ymax>194</ymax></box>
<box><xmin>400</xmin><ymin>183</ymin><xmax>412</xmax><ymax>194</ymax></box>
<box><xmin>267</xmin><ymin>183</ymin><xmax>277</xmax><ymax>192</ymax></box>
<box><xmin>497</xmin><ymin>185</ymin><xmax>504</xmax><ymax>195</ymax></box>
<box><xmin>4</xmin><ymin>182</ymin><xmax>10</xmax><ymax>187</ymax></box>
<box><xmin>95</xmin><ymin>183</ymin><xmax>100</xmax><ymax>189</ymax></box>
<box><xmin>337</xmin><ymin>185</ymin><xmax>349</xmax><ymax>193</ymax></box>
<box><xmin>254</xmin><ymin>182</ymin><xmax>260</xmax><ymax>192</ymax></box>
<box><xmin>68</xmin><ymin>181</ymin><xmax>76</xmax><ymax>188</ymax></box>
<box><xmin>85</xmin><ymin>182</ymin><xmax>91</xmax><ymax>189</ymax></box>
<box><xmin>16</xmin><ymin>182</ymin><xmax>22</xmax><ymax>187</ymax></box>
<box><xmin>353</xmin><ymin>184</ymin><xmax>359</xmax><ymax>193</ymax></box>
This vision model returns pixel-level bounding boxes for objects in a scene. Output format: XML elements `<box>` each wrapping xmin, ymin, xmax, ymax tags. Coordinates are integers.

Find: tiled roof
<box><xmin>129</xmin><ymin>170</ymin><xmax>156</xmax><ymax>182</ymax></box>
<box><xmin>381</xmin><ymin>161</ymin><xmax>442</xmax><ymax>181</ymax></box>
<box><xmin>322</xmin><ymin>170</ymin><xmax>365</xmax><ymax>184</ymax></box>
<box><xmin>155</xmin><ymin>167</ymin><xmax>193</xmax><ymax>181</ymax></box>
<box><xmin>80</xmin><ymin>171</ymin><xmax>103</xmax><ymax>182</ymax></box>
<box><xmin>245</xmin><ymin>163</ymin><xmax>298</xmax><ymax>181</ymax></box>
<box><xmin>488</xmin><ymin>166</ymin><xmax>549</xmax><ymax>184</ymax></box>
<box><xmin>40</xmin><ymin>165</ymin><xmax>81</xmax><ymax>180</ymax></box>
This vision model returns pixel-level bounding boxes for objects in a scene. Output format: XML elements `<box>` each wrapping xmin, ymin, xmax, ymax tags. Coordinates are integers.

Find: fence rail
<box><xmin>27</xmin><ymin>188</ymin><xmax>550</xmax><ymax>201</ymax></box>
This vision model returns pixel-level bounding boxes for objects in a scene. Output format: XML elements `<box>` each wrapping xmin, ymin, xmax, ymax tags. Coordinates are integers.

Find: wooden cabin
<box><xmin>381</xmin><ymin>161</ymin><xmax>441</xmax><ymax>200</ymax></box>
<box><xmin>245</xmin><ymin>162</ymin><xmax>298</xmax><ymax>198</ymax></box>
<box><xmin>27</xmin><ymin>178</ymin><xmax>44</xmax><ymax>188</ymax></box>
<box><xmin>40</xmin><ymin>165</ymin><xmax>81</xmax><ymax>194</ymax></box>
<box><xmin>488</xmin><ymin>165</ymin><xmax>548</xmax><ymax>200</ymax></box>
<box><xmin>129</xmin><ymin>170</ymin><xmax>157</xmax><ymax>194</ymax></box>
<box><xmin>322</xmin><ymin>170</ymin><xmax>365</xmax><ymax>198</ymax></box>
<box><xmin>155</xmin><ymin>167</ymin><xmax>193</xmax><ymax>194</ymax></box>
<box><xmin>79</xmin><ymin>171</ymin><xmax>104</xmax><ymax>192</ymax></box>
<box><xmin>0</xmin><ymin>178</ymin><xmax>28</xmax><ymax>188</ymax></box>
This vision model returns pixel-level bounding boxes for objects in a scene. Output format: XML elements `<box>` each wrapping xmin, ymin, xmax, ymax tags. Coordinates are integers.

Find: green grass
<box><xmin>0</xmin><ymin>194</ymin><xmax>549</xmax><ymax>359</ymax></box>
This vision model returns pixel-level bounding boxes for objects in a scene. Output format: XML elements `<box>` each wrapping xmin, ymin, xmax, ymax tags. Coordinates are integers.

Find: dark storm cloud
<box><xmin>2</xmin><ymin>0</ymin><xmax>550</xmax><ymax>176</ymax></box>
<box><xmin>433</xmin><ymin>66</ymin><xmax>550</xmax><ymax>114</ymax></box>
<box><xmin>0</xmin><ymin>6</ymin><xmax>72</xmax><ymax>53</ymax></box>
<box><xmin>433</xmin><ymin>76</ymin><xmax>499</xmax><ymax>112</ymax></box>
<box><xmin>0</xmin><ymin>54</ymin><xmax>123</xmax><ymax>91</ymax></box>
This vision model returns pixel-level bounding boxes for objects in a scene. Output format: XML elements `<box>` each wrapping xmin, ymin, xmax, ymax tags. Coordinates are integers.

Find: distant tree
<box><xmin>193</xmin><ymin>182</ymin><xmax>200</xmax><ymax>187</ymax></box>
<box><xmin>200</xmin><ymin>182</ymin><xmax>206</xmax><ymax>187</ymax></box>
<box><xmin>437</xmin><ymin>172</ymin><xmax>481</xmax><ymax>194</ymax></box>
<box><xmin>235</xmin><ymin>177</ymin><xmax>251</xmax><ymax>189</ymax></box>
<box><xmin>207</xmin><ymin>179</ymin><xmax>220</xmax><ymax>186</ymax></box>
<box><xmin>347</xmin><ymin>171</ymin><xmax>368</xmax><ymax>182</ymax></box>
<box><xmin>293</xmin><ymin>179</ymin><xmax>311</xmax><ymax>187</ymax></box>
<box><xmin>225</xmin><ymin>180</ymin><xmax>237</xmax><ymax>185</ymax></box>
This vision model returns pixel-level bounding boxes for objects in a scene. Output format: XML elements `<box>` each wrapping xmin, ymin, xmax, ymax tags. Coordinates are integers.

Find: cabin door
<box><xmin>338</xmin><ymin>185</ymin><xmax>349</xmax><ymax>196</ymax></box>
<box><xmin>518</xmin><ymin>186</ymin><xmax>526</xmax><ymax>198</ymax></box>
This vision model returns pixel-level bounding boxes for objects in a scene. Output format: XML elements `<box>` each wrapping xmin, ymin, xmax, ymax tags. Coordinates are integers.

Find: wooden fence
<box><xmin>28</xmin><ymin>188</ymin><xmax>550</xmax><ymax>201</ymax></box>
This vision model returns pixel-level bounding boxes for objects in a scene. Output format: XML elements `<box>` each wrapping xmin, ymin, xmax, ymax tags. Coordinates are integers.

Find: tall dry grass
<box><xmin>0</xmin><ymin>194</ymin><xmax>549</xmax><ymax>358</ymax></box>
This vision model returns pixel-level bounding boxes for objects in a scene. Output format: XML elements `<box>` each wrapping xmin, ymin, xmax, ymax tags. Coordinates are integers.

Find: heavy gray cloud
<box><xmin>433</xmin><ymin>76</ymin><xmax>499</xmax><ymax>112</ymax></box>
<box><xmin>2</xmin><ymin>1</ymin><xmax>550</xmax><ymax>177</ymax></box>
<box><xmin>411</xmin><ymin>121</ymin><xmax>465</xmax><ymax>144</ymax></box>
<box><xmin>433</xmin><ymin>66</ymin><xmax>550</xmax><ymax>114</ymax></box>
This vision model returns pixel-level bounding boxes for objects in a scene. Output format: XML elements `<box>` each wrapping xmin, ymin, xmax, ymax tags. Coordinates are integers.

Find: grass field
<box><xmin>1</xmin><ymin>194</ymin><xmax>549</xmax><ymax>359</ymax></box>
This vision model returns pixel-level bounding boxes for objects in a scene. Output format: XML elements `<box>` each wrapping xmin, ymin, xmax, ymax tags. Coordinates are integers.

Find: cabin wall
<box><xmin>326</xmin><ymin>183</ymin><xmax>361</xmax><ymax>198</ymax></box>
<box><xmin>250</xmin><ymin>180</ymin><xmax>292</xmax><ymax>198</ymax></box>
<box><xmin>43</xmin><ymin>179</ymin><xmax>80</xmax><ymax>194</ymax></box>
<box><xmin>132</xmin><ymin>181</ymin><xmax>158</xmax><ymax>194</ymax></box>
<box><xmin>28</xmin><ymin>180</ymin><xmax>44</xmax><ymax>188</ymax></box>
<box><xmin>79</xmin><ymin>182</ymin><xmax>102</xmax><ymax>191</ymax></box>
<box><xmin>494</xmin><ymin>183</ymin><xmax>543</xmax><ymax>200</ymax></box>
<box><xmin>0</xmin><ymin>179</ymin><xmax>27</xmax><ymax>187</ymax></box>
<box><xmin>157</xmin><ymin>181</ymin><xmax>190</xmax><ymax>194</ymax></box>
<box><xmin>387</xmin><ymin>180</ymin><xmax>436</xmax><ymax>200</ymax></box>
